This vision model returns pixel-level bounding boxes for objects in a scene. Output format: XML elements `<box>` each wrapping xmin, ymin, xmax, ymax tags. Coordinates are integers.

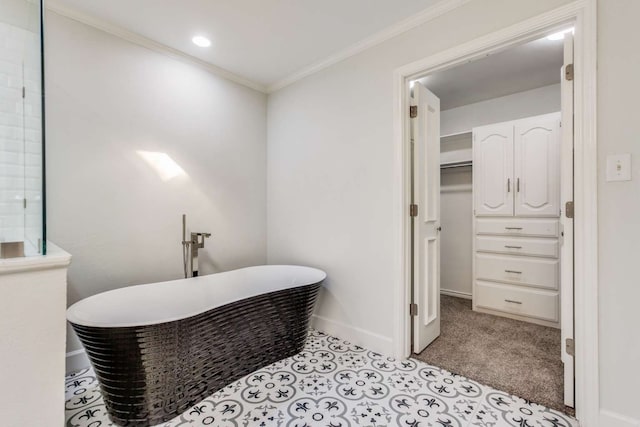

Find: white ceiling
<box><xmin>417</xmin><ymin>36</ymin><xmax>565</xmax><ymax>110</ymax></box>
<box><xmin>48</xmin><ymin>0</ymin><xmax>443</xmax><ymax>89</ymax></box>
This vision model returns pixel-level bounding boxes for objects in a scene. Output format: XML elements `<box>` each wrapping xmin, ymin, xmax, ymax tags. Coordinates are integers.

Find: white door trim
<box><xmin>391</xmin><ymin>1</ymin><xmax>598</xmax><ymax>425</ymax></box>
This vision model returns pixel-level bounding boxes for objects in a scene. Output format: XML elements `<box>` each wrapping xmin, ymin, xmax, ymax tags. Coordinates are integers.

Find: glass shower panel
<box><xmin>0</xmin><ymin>0</ymin><xmax>44</xmax><ymax>256</ymax></box>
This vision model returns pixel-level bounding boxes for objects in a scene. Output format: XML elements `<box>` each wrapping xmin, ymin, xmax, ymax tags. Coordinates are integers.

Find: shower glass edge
<box><xmin>0</xmin><ymin>0</ymin><xmax>46</xmax><ymax>257</ymax></box>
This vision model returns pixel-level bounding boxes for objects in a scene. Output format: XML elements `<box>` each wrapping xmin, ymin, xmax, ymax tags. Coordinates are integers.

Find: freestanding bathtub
<box><xmin>67</xmin><ymin>265</ymin><xmax>325</xmax><ymax>426</ymax></box>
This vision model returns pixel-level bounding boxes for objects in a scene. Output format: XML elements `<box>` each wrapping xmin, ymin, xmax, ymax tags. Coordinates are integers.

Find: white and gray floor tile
<box><xmin>65</xmin><ymin>330</ymin><xmax>578</xmax><ymax>427</ymax></box>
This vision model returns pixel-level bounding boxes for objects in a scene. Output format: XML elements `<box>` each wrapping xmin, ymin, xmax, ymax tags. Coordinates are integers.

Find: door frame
<box><xmin>391</xmin><ymin>1</ymin><xmax>598</xmax><ymax>425</ymax></box>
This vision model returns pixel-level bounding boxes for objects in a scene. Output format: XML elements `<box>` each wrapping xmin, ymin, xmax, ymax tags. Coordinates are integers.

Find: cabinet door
<box><xmin>473</xmin><ymin>124</ymin><xmax>514</xmax><ymax>216</ymax></box>
<box><xmin>514</xmin><ymin>114</ymin><xmax>561</xmax><ymax>217</ymax></box>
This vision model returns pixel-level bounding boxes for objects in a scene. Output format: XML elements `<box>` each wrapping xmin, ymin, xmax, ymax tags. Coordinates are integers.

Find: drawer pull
<box><xmin>505</xmin><ymin>270</ymin><xmax>522</xmax><ymax>274</ymax></box>
<box><xmin>505</xmin><ymin>299</ymin><xmax>523</xmax><ymax>305</ymax></box>
<box><xmin>505</xmin><ymin>227</ymin><xmax>523</xmax><ymax>230</ymax></box>
<box><xmin>504</xmin><ymin>245</ymin><xmax>522</xmax><ymax>249</ymax></box>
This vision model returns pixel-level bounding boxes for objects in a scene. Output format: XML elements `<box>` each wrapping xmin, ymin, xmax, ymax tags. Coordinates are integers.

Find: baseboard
<box><xmin>65</xmin><ymin>348</ymin><xmax>90</xmax><ymax>375</ymax></box>
<box><xmin>310</xmin><ymin>314</ymin><xmax>393</xmax><ymax>356</ymax></box>
<box><xmin>441</xmin><ymin>289</ymin><xmax>472</xmax><ymax>300</ymax></box>
<box><xmin>600</xmin><ymin>410</ymin><xmax>640</xmax><ymax>427</ymax></box>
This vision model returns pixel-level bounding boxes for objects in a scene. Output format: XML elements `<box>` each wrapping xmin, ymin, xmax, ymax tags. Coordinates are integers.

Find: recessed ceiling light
<box><xmin>547</xmin><ymin>27</ymin><xmax>574</xmax><ymax>41</ymax></box>
<box><xmin>192</xmin><ymin>36</ymin><xmax>211</xmax><ymax>47</ymax></box>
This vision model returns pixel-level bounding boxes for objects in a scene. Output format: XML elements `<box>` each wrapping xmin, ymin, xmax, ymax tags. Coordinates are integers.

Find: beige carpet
<box><xmin>413</xmin><ymin>295</ymin><xmax>574</xmax><ymax>416</ymax></box>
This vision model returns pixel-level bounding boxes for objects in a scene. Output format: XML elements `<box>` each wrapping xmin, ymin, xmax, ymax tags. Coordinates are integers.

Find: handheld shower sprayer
<box><xmin>182</xmin><ymin>214</ymin><xmax>188</xmax><ymax>278</ymax></box>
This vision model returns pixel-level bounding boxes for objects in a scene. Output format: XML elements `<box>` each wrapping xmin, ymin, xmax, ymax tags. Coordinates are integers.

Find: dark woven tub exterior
<box><xmin>70</xmin><ymin>282</ymin><xmax>321</xmax><ymax>426</ymax></box>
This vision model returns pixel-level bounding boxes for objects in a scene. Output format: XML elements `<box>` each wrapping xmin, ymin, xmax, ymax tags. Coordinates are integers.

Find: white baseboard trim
<box><xmin>66</xmin><ymin>349</ymin><xmax>90</xmax><ymax>375</ymax></box>
<box><xmin>311</xmin><ymin>314</ymin><xmax>393</xmax><ymax>356</ymax></box>
<box><xmin>441</xmin><ymin>289</ymin><xmax>472</xmax><ymax>300</ymax></box>
<box><xmin>600</xmin><ymin>410</ymin><xmax>640</xmax><ymax>427</ymax></box>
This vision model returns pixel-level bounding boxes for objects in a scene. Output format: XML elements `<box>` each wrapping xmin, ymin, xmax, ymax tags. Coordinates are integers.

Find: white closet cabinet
<box><xmin>514</xmin><ymin>116</ymin><xmax>561</xmax><ymax>217</ymax></box>
<box><xmin>473</xmin><ymin>113</ymin><xmax>560</xmax><ymax>217</ymax></box>
<box><xmin>472</xmin><ymin>112</ymin><xmax>561</xmax><ymax>327</ymax></box>
<box><xmin>473</xmin><ymin>124</ymin><xmax>514</xmax><ymax>216</ymax></box>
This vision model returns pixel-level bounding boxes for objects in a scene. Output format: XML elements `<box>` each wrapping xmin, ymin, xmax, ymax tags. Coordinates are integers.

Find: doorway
<box><xmin>408</xmin><ymin>30</ymin><xmax>575</xmax><ymax>414</ymax></box>
<box><xmin>393</xmin><ymin>4</ymin><xmax>599</xmax><ymax>422</ymax></box>
<box><xmin>394</xmin><ymin>1</ymin><xmax>599</xmax><ymax>426</ymax></box>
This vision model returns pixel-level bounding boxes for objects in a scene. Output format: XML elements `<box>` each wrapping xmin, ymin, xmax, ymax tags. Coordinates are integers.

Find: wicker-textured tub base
<box><xmin>70</xmin><ymin>283</ymin><xmax>321</xmax><ymax>426</ymax></box>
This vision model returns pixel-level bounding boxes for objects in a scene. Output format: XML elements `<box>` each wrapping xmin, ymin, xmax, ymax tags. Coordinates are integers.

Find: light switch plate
<box><xmin>606</xmin><ymin>154</ymin><xmax>632</xmax><ymax>182</ymax></box>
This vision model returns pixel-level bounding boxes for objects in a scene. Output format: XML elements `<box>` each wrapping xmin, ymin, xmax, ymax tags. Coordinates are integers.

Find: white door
<box><xmin>514</xmin><ymin>114</ymin><xmax>561</xmax><ymax>217</ymax></box>
<box><xmin>411</xmin><ymin>82</ymin><xmax>441</xmax><ymax>353</ymax></box>
<box><xmin>560</xmin><ymin>33</ymin><xmax>575</xmax><ymax>408</ymax></box>
<box><xmin>473</xmin><ymin>123</ymin><xmax>514</xmax><ymax>216</ymax></box>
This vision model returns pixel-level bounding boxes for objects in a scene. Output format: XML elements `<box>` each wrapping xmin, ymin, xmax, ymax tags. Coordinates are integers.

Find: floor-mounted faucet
<box><xmin>182</xmin><ymin>214</ymin><xmax>211</xmax><ymax>278</ymax></box>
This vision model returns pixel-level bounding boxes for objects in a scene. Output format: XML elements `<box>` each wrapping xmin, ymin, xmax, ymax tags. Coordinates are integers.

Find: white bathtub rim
<box><xmin>67</xmin><ymin>265</ymin><xmax>325</xmax><ymax>328</ymax></box>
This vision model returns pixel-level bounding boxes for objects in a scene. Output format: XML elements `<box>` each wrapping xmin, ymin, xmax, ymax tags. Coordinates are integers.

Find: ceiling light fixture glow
<box><xmin>192</xmin><ymin>36</ymin><xmax>211</xmax><ymax>47</ymax></box>
<box><xmin>547</xmin><ymin>27</ymin><xmax>574</xmax><ymax>41</ymax></box>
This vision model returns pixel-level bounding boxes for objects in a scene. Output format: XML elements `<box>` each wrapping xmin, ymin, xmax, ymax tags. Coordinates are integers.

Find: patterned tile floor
<box><xmin>65</xmin><ymin>330</ymin><xmax>578</xmax><ymax>427</ymax></box>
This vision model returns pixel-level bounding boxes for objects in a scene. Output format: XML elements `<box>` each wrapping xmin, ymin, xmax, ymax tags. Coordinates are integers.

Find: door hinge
<box><xmin>22</xmin><ymin>86</ymin><xmax>25</xmax><ymax>98</ymax></box>
<box><xmin>409</xmin><ymin>303</ymin><xmax>418</xmax><ymax>316</ymax></box>
<box><xmin>565</xmin><ymin>201</ymin><xmax>574</xmax><ymax>218</ymax></box>
<box><xmin>409</xmin><ymin>204</ymin><xmax>419</xmax><ymax>217</ymax></box>
<box><xmin>409</xmin><ymin>105</ymin><xmax>418</xmax><ymax>118</ymax></box>
<box><xmin>23</xmin><ymin>198</ymin><xmax>27</xmax><ymax>209</ymax></box>
<box><xmin>566</xmin><ymin>338</ymin><xmax>575</xmax><ymax>356</ymax></box>
<box><xmin>565</xmin><ymin>64</ymin><xmax>574</xmax><ymax>81</ymax></box>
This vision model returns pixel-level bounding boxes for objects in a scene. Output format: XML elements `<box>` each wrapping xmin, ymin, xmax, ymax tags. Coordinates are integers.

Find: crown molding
<box><xmin>44</xmin><ymin>0</ymin><xmax>472</xmax><ymax>95</ymax></box>
<box><xmin>44</xmin><ymin>0</ymin><xmax>268</xmax><ymax>93</ymax></box>
<box><xmin>266</xmin><ymin>0</ymin><xmax>472</xmax><ymax>93</ymax></box>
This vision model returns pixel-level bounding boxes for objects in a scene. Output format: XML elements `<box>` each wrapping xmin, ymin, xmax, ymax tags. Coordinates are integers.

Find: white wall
<box><xmin>45</xmin><ymin>12</ymin><xmax>268</xmax><ymax>356</ymax></box>
<box><xmin>441</xmin><ymin>83</ymin><xmax>560</xmax><ymax>135</ymax></box>
<box><xmin>267</xmin><ymin>0</ymin><xmax>640</xmax><ymax>424</ymax></box>
<box><xmin>267</xmin><ymin>0</ymin><xmax>573</xmax><ymax>353</ymax></box>
<box><xmin>0</xmin><ymin>0</ymin><xmax>39</xmax><ymax>32</ymax></box>
<box><xmin>440</xmin><ymin>166</ymin><xmax>473</xmax><ymax>297</ymax></box>
<box><xmin>597</xmin><ymin>0</ymin><xmax>640</xmax><ymax>425</ymax></box>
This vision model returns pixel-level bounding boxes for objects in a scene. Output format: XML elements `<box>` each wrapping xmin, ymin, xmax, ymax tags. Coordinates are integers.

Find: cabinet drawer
<box><xmin>475</xmin><ymin>253</ymin><xmax>558</xmax><ymax>290</ymax></box>
<box><xmin>475</xmin><ymin>280</ymin><xmax>559</xmax><ymax>322</ymax></box>
<box><xmin>475</xmin><ymin>236</ymin><xmax>558</xmax><ymax>258</ymax></box>
<box><xmin>475</xmin><ymin>218</ymin><xmax>559</xmax><ymax>237</ymax></box>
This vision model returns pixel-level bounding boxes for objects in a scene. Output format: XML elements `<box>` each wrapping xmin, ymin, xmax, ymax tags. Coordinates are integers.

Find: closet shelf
<box><xmin>441</xmin><ymin>130</ymin><xmax>472</xmax><ymax>140</ymax></box>
<box><xmin>441</xmin><ymin>131</ymin><xmax>472</xmax><ymax>168</ymax></box>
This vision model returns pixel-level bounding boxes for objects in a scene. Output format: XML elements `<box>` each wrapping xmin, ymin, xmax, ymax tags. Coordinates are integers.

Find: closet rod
<box><xmin>440</xmin><ymin>161</ymin><xmax>472</xmax><ymax>170</ymax></box>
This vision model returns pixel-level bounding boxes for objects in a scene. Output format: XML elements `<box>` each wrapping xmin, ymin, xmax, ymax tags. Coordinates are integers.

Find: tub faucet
<box><xmin>181</xmin><ymin>214</ymin><xmax>211</xmax><ymax>278</ymax></box>
<box><xmin>190</xmin><ymin>232</ymin><xmax>211</xmax><ymax>256</ymax></box>
<box><xmin>188</xmin><ymin>232</ymin><xmax>211</xmax><ymax>277</ymax></box>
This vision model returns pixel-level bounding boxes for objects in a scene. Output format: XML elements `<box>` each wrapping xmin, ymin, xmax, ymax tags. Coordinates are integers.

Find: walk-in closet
<box><xmin>409</xmin><ymin>30</ymin><xmax>575</xmax><ymax>415</ymax></box>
